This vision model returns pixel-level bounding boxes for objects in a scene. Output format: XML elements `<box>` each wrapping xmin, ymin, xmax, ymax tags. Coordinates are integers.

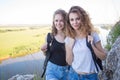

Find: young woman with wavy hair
<box><xmin>41</xmin><ymin>9</ymin><xmax>68</xmax><ymax>80</ymax></box>
<box><xmin>65</xmin><ymin>6</ymin><xmax>106</xmax><ymax>80</ymax></box>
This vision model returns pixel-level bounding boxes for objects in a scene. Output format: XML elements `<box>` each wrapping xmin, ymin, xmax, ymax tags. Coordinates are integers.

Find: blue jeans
<box><xmin>45</xmin><ymin>61</ymin><xmax>68</xmax><ymax>80</ymax></box>
<box><xmin>68</xmin><ymin>67</ymin><xmax>99</xmax><ymax>80</ymax></box>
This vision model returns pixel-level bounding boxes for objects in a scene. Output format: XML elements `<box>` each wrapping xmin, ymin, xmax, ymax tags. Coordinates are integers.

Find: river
<box><xmin>0</xmin><ymin>52</ymin><xmax>45</xmax><ymax>80</ymax></box>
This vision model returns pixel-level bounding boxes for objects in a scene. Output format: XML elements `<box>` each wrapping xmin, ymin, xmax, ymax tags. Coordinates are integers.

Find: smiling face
<box><xmin>66</xmin><ymin>6</ymin><xmax>94</xmax><ymax>38</ymax></box>
<box><xmin>69</xmin><ymin>12</ymin><xmax>81</xmax><ymax>30</ymax></box>
<box><xmin>54</xmin><ymin>14</ymin><xmax>65</xmax><ymax>31</ymax></box>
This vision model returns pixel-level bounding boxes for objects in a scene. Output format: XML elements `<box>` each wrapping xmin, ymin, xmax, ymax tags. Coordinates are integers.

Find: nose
<box><xmin>73</xmin><ymin>20</ymin><xmax>77</xmax><ymax>24</ymax></box>
<box><xmin>57</xmin><ymin>21</ymin><xmax>61</xmax><ymax>25</ymax></box>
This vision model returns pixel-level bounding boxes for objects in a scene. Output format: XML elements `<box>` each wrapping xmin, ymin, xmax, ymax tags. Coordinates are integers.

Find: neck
<box><xmin>75</xmin><ymin>30</ymin><xmax>86</xmax><ymax>38</ymax></box>
<box><xmin>76</xmin><ymin>29</ymin><xmax>83</xmax><ymax>35</ymax></box>
<box><xmin>57</xmin><ymin>31</ymin><xmax>65</xmax><ymax>37</ymax></box>
<box><xmin>57</xmin><ymin>30</ymin><xmax>64</xmax><ymax>34</ymax></box>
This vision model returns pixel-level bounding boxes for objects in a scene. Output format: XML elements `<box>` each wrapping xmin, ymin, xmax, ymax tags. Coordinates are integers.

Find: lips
<box><xmin>73</xmin><ymin>25</ymin><xmax>79</xmax><ymax>28</ymax></box>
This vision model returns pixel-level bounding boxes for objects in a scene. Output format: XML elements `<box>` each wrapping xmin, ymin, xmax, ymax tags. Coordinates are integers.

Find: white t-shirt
<box><xmin>65</xmin><ymin>32</ymin><xmax>100</xmax><ymax>73</ymax></box>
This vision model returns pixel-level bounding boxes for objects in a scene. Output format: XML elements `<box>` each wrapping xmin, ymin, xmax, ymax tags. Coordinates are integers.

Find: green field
<box><xmin>0</xmin><ymin>25</ymin><xmax>51</xmax><ymax>61</ymax></box>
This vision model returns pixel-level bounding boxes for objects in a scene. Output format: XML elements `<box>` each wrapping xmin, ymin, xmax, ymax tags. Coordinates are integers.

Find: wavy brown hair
<box><xmin>66</xmin><ymin>6</ymin><xmax>94</xmax><ymax>38</ymax></box>
<box><xmin>51</xmin><ymin>9</ymin><xmax>67</xmax><ymax>36</ymax></box>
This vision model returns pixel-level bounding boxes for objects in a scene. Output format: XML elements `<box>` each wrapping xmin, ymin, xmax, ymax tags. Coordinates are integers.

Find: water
<box><xmin>0</xmin><ymin>52</ymin><xmax>45</xmax><ymax>80</ymax></box>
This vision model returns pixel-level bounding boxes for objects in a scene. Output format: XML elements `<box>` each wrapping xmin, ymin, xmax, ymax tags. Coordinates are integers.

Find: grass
<box><xmin>0</xmin><ymin>25</ymin><xmax>51</xmax><ymax>62</ymax></box>
<box><xmin>34</xmin><ymin>75</ymin><xmax>45</xmax><ymax>80</ymax></box>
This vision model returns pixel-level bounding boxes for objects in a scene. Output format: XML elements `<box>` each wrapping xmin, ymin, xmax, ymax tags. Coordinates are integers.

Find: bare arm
<box><xmin>88</xmin><ymin>35</ymin><xmax>106</xmax><ymax>60</ymax></box>
<box><xmin>92</xmin><ymin>41</ymin><xmax>106</xmax><ymax>60</ymax></box>
<box><xmin>41</xmin><ymin>35</ymin><xmax>48</xmax><ymax>53</ymax></box>
<box><xmin>65</xmin><ymin>38</ymin><xmax>75</xmax><ymax>65</ymax></box>
<box><xmin>41</xmin><ymin>42</ymin><xmax>47</xmax><ymax>53</ymax></box>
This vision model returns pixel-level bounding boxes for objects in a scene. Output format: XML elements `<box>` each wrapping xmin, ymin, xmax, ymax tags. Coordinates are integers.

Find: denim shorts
<box><xmin>68</xmin><ymin>67</ymin><xmax>99</xmax><ymax>80</ymax></box>
<box><xmin>45</xmin><ymin>61</ymin><xmax>68</xmax><ymax>80</ymax></box>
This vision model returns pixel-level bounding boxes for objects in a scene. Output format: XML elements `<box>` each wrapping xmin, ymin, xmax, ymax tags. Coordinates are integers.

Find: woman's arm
<box><xmin>92</xmin><ymin>41</ymin><xmax>106</xmax><ymax>60</ymax></box>
<box><xmin>88</xmin><ymin>35</ymin><xmax>106</xmax><ymax>60</ymax></box>
<box><xmin>41</xmin><ymin>34</ymin><xmax>48</xmax><ymax>53</ymax></box>
<box><xmin>65</xmin><ymin>38</ymin><xmax>75</xmax><ymax>65</ymax></box>
<box><xmin>41</xmin><ymin>42</ymin><xmax>47</xmax><ymax>53</ymax></box>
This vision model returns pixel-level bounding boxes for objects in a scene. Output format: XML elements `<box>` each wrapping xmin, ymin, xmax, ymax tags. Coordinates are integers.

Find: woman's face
<box><xmin>54</xmin><ymin>14</ymin><xmax>64</xmax><ymax>31</ymax></box>
<box><xmin>69</xmin><ymin>12</ymin><xmax>81</xmax><ymax>30</ymax></box>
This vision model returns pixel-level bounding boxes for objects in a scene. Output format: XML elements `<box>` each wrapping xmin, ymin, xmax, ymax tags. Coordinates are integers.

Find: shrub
<box><xmin>105</xmin><ymin>20</ymin><xmax>120</xmax><ymax>50</ymax></box>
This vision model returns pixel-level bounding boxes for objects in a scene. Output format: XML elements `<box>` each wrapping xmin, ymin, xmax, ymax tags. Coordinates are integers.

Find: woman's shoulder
<box><xmin>91</xmin><ymin>31</ymin><xmax>99</xmax><ymax>37</ymax></box>
<box><xmin>64</xmin><ymin>36</ymin><xmax>74</xmax><ymax>43</ymax></box>
<box><xmin>65</xmin><ymin>36</ymin><xmax>73</xmax><ymax>40</ymax></box>
<box><xmin>91</xmin><ymin>31</ymin><xmax>100</xmax><ymax>43</ymax></box>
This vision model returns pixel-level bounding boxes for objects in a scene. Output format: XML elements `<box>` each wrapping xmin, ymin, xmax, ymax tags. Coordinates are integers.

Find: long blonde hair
<box><xmin>51</xmin><ymin>9</ymin><xmax>67</xmax><ymax>36</ymax></box>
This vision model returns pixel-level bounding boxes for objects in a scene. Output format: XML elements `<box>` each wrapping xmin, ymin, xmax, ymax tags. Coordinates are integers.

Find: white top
<box><xmin>65</xmin><ymin>32</ymin><xmax>100</xmax><ymax>73</ymax></box>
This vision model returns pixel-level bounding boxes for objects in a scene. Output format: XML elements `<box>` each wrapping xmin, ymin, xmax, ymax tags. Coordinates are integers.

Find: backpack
<box><xmin>86</xmin><ymin>34</ymin><xmax>103</xmax><ymax>72</ymax></box>
<box><xmin>41</xmin><ymin>33</ymin><xmax>53</xmax><ymax>78</ymax></box>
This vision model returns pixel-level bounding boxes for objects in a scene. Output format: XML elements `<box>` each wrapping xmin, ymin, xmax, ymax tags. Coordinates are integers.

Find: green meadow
<box><xmin>0</xmin><ymin>25</ymin><xmax>51</xmax><ymax>61</ymax></box>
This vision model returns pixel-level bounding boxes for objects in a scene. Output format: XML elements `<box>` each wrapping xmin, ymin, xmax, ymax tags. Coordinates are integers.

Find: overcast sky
<box><xmin>0</xmin><ymin>0</ymin><xmax>120</xmax><ymax>25</ymax></box>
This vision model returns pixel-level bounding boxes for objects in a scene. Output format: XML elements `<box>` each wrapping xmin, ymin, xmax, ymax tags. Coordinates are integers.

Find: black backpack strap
<box><xmin>46</xmin><ymin>33</ymin><xmax>53</xmax><ymax>51</ymax></box>
<box><xmin>41</xmin><ymin>33</ymin><xmax>53</xmax><ymax>78</ymax></box>
<box><xmin>86</xmin><ymin>33</ymin><xmax>99</xmax><ymax>72</ymax></box>
<box><xmin>47</xmin><ymin>33</ymin><xmax>53</xmax><ymax>44</ymax></box>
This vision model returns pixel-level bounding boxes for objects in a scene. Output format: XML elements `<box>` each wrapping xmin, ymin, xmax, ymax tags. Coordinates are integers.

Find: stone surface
<box><xmin>8</xmin><ymin>74</ymin><xmax>34</xmax><ymax>80</ymax></box>
<box><xmin>99</xmin><ymin>36</ymin><xmax>120</xmax><ymax>80</ymax></box>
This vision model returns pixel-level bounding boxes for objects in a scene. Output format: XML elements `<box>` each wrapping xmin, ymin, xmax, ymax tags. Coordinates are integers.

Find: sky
<box><xmin>0</xmin><ymin>0</ymin><xmax>120</xmax><ymax>25</ymax></box>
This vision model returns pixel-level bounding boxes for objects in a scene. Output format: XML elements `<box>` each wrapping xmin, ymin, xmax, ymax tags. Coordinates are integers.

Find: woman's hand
<box><xmin>41</xmin><ymin>43</ymin><xmax>47</xmax><ymax>53</ymax></box>
<box><xmin>88</xmin><ymin>35</ymin><xmax>93</xmax><ymax>45</ymax></box>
